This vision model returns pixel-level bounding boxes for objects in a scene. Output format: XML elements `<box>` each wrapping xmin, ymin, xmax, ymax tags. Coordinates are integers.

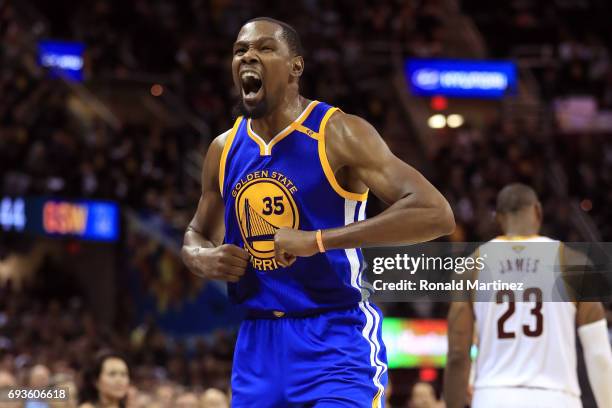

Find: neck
<box><xmin>503</xmin><ymin>224</ymin><xmax>539</xmax><ymax>237</ymax></box>
<box><xmin>502</xmin><ymin>210</ymin><xmax>540</xmax><ymax>237</ymax></box>
<box><xmin>251</xmin><ymin>92</ymin><xmax>308</xmax><ymax>142</ymax></box>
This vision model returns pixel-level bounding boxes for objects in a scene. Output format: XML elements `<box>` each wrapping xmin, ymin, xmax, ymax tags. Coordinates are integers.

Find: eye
<box><xmin>262</xmin><ymin>46</ymin><xmax>274</xmax><ymax>52</ymax></box>
<box><xmin>234</xmin><ymin>48</ymin><xmax>246</xmax><ymax>56</ymax></box>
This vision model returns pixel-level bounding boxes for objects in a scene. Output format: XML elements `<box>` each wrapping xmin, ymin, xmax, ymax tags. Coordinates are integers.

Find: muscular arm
<box><xmin>274</xmin><ymin>112</ymin><xmax>454</xmax><ymax>264</ymax></box>
<box><xmin>576</xmin><ymin>302</ymin><xmax>612</xmax><ymax>408</ymax></box>
<box><xmin>183</xmin><ymin>135</ymin><xmax>226</xmax><ymax>250</ymax></box>
<box><xmin>322</xmin><ymin>112</ymin><xmax>455</xmax><ymax>248</ymax></box>
<box><xmin>443</xmin><ymin>302</ymin><xmax>474</xmax><ymax>408</ymax></box>
<box><xmin>181</xmin><ymin>132</ymin><xmax>249</xmax><ymax>282</ymax></box>
<box><xmin>567</xmin><ymin>246</ymin><xmax>612</xmax><ymax>408</ymax></box>
<box><xmin>577</xmin><ymin>301</ymin><xmax>606</xmax><ymax>327</ymax></box>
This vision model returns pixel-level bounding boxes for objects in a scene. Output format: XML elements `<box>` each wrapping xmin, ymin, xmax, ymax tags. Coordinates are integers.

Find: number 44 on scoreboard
<box><xmin>0</xmin><ymin>197</ymin><xmax>26</xmax><ymax>232</ymax></box>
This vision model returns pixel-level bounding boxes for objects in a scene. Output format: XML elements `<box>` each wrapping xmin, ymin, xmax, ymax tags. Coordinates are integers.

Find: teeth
<box><xmin>240</xmin><ymin>71</ymin><xmax>262</xmax><ymax>97</ymax></box>
<box><xmin>241</xmin><ymin>72</ymin><xmax>261</xmax><ymax>80</ymax></box>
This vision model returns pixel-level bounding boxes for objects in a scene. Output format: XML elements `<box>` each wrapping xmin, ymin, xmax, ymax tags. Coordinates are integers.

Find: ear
<box><xmin>534</xmin><ymin>201</ymin><xmax>543</xmax><ymax>223</ymax></box>
<box><xmin>290</xmin><ymin>55</ymin><xmax>304</xmax><ymax>78</ymax></box>
<box><xmin>495</xmin><ymin>212</ymin><xmax>506</xmax><ymax>232</ymax></box>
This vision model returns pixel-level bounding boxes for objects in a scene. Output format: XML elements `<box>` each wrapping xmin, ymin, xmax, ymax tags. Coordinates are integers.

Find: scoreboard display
<box><xmin>1</xmin><ymin>196</ymin><xmax>119</xmax><ymax>242</ymax></box>
<box><xmin>382</xmin><ymin>318</ymin><xmax>478</xmax><ymax>369</ymax></box>
<box><xmin>38</xmin><ymin>40</ymin><xmax>85</xmax><ymax>82</ymax></box>
<box><xmin>382</xmin><ymin>318</ymin><xmax>448</xmax><ymax>368</ymax></box>
<box><xmin>406</xmin><ymin>58</ymin><xmax>517</xmax><ymax>99</ymax></box>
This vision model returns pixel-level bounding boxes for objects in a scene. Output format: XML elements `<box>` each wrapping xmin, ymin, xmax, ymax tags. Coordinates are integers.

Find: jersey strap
<box><xmin>218</xmin><ymin>116</ymin><xmax>243</xmax><ymax>196</ymax></box>
<box><xmin>293</xmin><ymin>104</ymin><xmax>368</xmax><ymax>202</ymax></box>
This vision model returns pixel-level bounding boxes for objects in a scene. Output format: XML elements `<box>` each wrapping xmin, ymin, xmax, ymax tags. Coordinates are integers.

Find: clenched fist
<box><xmin>274</xmin><ymin>228</ymin><xmax>319</xmax><ymax>267</ymax></box>
<box><xmin>182</xmin><ymin>244</ymin><xmax>250</xmax><ymax>282</ymax></box>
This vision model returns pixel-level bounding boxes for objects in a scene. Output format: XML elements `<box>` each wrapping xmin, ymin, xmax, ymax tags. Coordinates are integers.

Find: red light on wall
<box><xmin>580</xmin><ymin>199</ymin><xmax>592</xmax><ymax>211</ymax></box>
<box><xmin>66</xmin><ymin>241</ymin><xmax>81</xmax><ymax>254</ymax></box>
<box><xmin>151</xmin><ymin>84</ymin><xmax>164</xmax><ymax>97</ymax></box>
<box><xmin>430</xmin><ymin>96</ymin><xmax>448</xmax><ymax>111</ymax></box>
<box><xmin>419</xmin><ymin>367</ymin><xmax>438</xmax><ymax>382</ymax></box>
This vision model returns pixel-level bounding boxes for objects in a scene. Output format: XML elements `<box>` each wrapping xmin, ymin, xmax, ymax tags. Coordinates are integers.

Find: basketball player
<box><xmin>181</xmin><ymin>17</ymin><xmax>455</xmax><ymax>407</ymax></box>
<box><xmin>443</xmin><ymin>183</ymin><xmax>612</xmax><ymax>408</ymax></box>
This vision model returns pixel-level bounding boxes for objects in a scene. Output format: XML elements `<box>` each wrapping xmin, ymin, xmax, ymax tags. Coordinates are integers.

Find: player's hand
<box><xmin>274</xmin><ymin>228</ymin><xmax>319</xmax><ymax>267</ymax></box>
<box><xmin>183</xmin><ymin>244</ymin><xmax>250</xmax><ymax>282</ymax></box>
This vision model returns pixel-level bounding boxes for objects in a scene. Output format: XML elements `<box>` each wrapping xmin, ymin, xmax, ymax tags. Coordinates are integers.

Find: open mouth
<box><xmin>240</xmin><ymin>72</ymin><xmax>264</xmax><ymax>103</ymax></box>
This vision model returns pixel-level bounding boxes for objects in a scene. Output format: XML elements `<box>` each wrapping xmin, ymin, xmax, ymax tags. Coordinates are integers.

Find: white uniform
<box><xmin>471</xmin><ymin>235</ymin><xmax>582</xmax><ymax>408</ymax></box>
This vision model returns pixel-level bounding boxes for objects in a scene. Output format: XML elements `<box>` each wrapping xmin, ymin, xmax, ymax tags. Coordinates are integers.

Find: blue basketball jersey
<box><xmin>219</xmin><ymin>100</ymin><xmax>370</xmax><ymax>315</ymax></box>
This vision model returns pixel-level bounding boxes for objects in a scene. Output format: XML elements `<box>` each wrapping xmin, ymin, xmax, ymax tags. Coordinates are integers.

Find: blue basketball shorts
<box><xmin>231</xmin><ymin>302</ymin><xmax>388</xmax><ymax>408</ymax></box>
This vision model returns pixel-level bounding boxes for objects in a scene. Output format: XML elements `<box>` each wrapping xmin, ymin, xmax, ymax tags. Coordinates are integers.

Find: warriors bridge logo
<box><xmin>231</xmin><ymin>170</ymin><xmax>299</xmax><ymax>270</ymax></box>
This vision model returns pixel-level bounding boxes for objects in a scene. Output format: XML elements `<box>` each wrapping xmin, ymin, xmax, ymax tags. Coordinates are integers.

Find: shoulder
<box><xmin>206</xmin><ymin>118</ymin><xmax>243</xmax><ymax>161</ymax></box>
<box><xmin>211</xmin><ymin>119</ymin><xmax>241</xmax><ymax>153</ymax></box>
<box><xmin>323</xmin><ymin>109</ymin><xmax>389</xmax><ymax>165</ymax></box>
<box><xmin>561</xmin><ymin>243</ymin><xmax>591</xmax><ymax>265</ymax></box>
<box><xmin>325</xmin><ymin>110</ymin><xmax>379</xmax><ymax>143</ymax></box>
<box><xmin>202</xmin><ymin>119</ymin><xmax>242</xmax><ymax>186</ymax></box>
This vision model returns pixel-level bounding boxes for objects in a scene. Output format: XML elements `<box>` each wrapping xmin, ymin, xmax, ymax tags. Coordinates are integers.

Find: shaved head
<box><xmin>246</xmin><ymin>17</ymin><xmax>303</xmax><ymax>56</ymax></box>
<box><xmin>232</xmin><ymin>17</ymin><xmax>304</xmax><ymax>119</ymax></box>
<box><xmin>496</xmin><ymin>183</ymin><xmax>539</xmax><ymax>214</ymax></box>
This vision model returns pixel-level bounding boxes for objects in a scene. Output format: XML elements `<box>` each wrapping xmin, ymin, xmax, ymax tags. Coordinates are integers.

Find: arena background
<box><xmin>1</xmin><ymin>0</ymin><xmax>611</xmax><ymax>407</ymax></box>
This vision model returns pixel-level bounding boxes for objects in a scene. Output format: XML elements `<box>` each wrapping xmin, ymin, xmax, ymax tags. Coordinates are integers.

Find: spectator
<box><xmin>0</xmin><ymin>370</ymin><xmax>19</xmax><ymax>408</ymax></box>
<box><xmin>408</xmin><ymin>382</ymin><xmax>443</xmax><ymax>408</ymax></box>
<box><xmin>174</xmin><ymin>391</ymin><xmax>199</xmax><ymax>408</ymax></box>
<box><xmin>29</xmin><ymin>364</ymin><xmax>51</xmax><ymax>388</ymax></box>
<box><xmin>153</xmin><ymin>382</ymin><xmax>175</xmax><ymax>407</ymax></box>
<box><xmin>0</xmin><ymin>370</ymin><xmax>17</xmax><ymax>387</ymax></box>
<box><xmin>79</xmin><ymin>351</ymin><xmax>130</xmax><ymax>408</ymax></box>
<box><xmin>199</xmin><ymin>388</ymin><xmax>229</xmax><ymax>408</ymax></box>
<box><xmin>49</xmin><ymin>374</ymin><xmax>79</xmax><ymax>408</ymax></box>
<box><xmin>25</xmin><ymin>364</ymin><xmax>52</xmax><ymax>408</ymax></box>
<box><xmin>125</xmin><ymin>388</ymin><xmax>154</xmax><ymax>408</ymax></box>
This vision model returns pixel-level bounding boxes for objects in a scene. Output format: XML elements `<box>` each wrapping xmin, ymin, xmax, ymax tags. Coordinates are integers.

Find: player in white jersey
<box><xmin>443</xmin><ymin>183</ymin><xmax>612</xmax><ymax>408</ymax></box>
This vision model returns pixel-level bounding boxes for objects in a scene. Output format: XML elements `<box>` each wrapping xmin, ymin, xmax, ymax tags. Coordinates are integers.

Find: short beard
<box><xmin>232</xmin><ymin>98</ymin><xmax>269</xmax><ymax>119</ymax></box>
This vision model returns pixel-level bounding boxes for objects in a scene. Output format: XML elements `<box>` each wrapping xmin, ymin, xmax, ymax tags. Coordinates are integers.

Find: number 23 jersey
<box><xmin>472</xmin><ymin>236</ymin><xmax>580</xmax><ymax>398</ymax></box>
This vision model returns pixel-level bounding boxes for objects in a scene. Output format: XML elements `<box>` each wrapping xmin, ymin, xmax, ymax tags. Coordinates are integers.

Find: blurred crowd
<box><xmin>1</xmin><ymin>0</ymin><xmax>449</xmax><ymax>232</ymax></box>
<box><xmin>0</xmin><ymin>284</ymin><xmax>234</xmax><ymax>407</ymax></box>
<box><xmin>0</xmin><ymin>6</ymin><xmax>200</xmax><ymax>231</ymax></box>
<box><xmin>4</xmin><ymin>0</ymin><xmax>612</xmax><ymax>241</ymax></box>
<box><xmin>432</xmin><ymin>118</ymin><xmax>585</xmax><ymax>242</ymax></box>
<box><xmin>452</xmin><ymin>0</ymin><xmax>612</xmax><ymax>240</ymax></box>
<box><xmin>431</xmin><ymin>118</ymin><xmax>612</xmax><ymax>242</ymax></box>
<box><xmin>462</xmin><ymin>0</ymin><xmax>612</xmax><ymax>103</ymax></box>
<box><xmin>33</xmin><ymin>0</ymin><xmax>447</xmax><ymax>128</ymax></box>
<box><xmin>0</xmin><ymin>1</ymin><xmax>451</xmax><ymax>405</ymax></box>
